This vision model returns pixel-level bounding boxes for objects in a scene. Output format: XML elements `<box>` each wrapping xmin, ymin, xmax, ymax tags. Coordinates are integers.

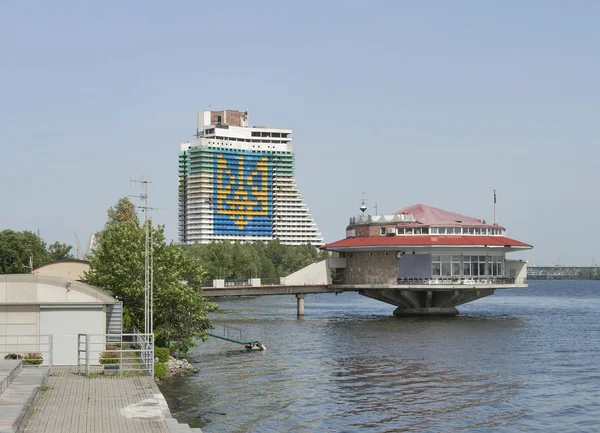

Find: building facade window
<box><xmin>395</xmin><ymin>227</ymin><xmax>504</xmax><ymax>236</ymax></box>
<box><xmin>432</xmin><ymin>255</ymin><xmax>461</xmax><ymax>277</ymax></box>
<box><xmin>463</xmin><ymin>255</ymin><xmax>504</xmax><ymax>276</ymax></box>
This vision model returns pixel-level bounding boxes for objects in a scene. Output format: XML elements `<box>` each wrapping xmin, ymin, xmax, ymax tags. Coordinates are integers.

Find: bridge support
<box><xmin>359</xmin><ymin>288</ymin><xmax>495</xmax><ymax>317</ymax></box>
<box><xmin>296</xmin><ymin>294</ymin><xmax>305</xmax><ymax>317</ymax></box>
<box><xmin>393</xmin><ymin>307</ymin><xmax>458</xmax><ymax>317</ymax></box>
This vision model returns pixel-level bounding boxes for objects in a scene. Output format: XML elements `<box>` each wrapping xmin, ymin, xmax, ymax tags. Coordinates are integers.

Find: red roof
<box><xmin>322</xmin><ymin>235</ymin><xmax>532</xmax><ymax>250</ymax></box>
<box><xmin>395</xmin><ymin>204</ymin><xmax>502</xmax><ymax>229</ymax></box>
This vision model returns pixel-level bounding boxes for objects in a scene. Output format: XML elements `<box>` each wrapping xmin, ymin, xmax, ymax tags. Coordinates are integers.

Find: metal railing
<box><xmin>396</xmin><ymin>277</ymin><xmax>522</xmax><ymax>285</ymax></box>
<box><xmin>77</xmin><ymin>332</ymin><xmax>154</xmax><ymax>376</ymax></box>
<box><xmin>0</xmin><ymin>335</ymin><xmax>53</xmax><ymax>369</ymax></box>
<box><xmin>224</xmin><ymin>279</ymin><xmax>252</xmax><ymax>287</ymax></box>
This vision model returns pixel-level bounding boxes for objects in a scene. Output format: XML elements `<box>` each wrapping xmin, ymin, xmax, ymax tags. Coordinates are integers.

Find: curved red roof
<box><xmin>323</xmin><ymin>235</ymin><xmax>532</xmax><ymax>250</ymax></box>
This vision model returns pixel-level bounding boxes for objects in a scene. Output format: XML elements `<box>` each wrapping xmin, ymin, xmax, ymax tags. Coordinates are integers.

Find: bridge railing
<box><xmin>396</xmin><ymin>277</ymin><xmax>522</xmax><ymax>285</ymax></box>
<box><xmin>224</xmin><ymin>279</ymin><xmax>252</xmax><ymax>287</ymax></box>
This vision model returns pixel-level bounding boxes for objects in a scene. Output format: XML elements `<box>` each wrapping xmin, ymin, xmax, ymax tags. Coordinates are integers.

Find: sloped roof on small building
<box><xmin>395</xmin><ymin>204</ymin><xmax>502</xmax><ymax>229</ymax></box>
<box><xmin>323</xmin><ymin>235</ymin><xmax>532</xmax><ymax>250</ymax></box>
<box><xmin>0</xmin><ymin>274</ymin><xmax>116</xmax><ymax>305</ymax></box>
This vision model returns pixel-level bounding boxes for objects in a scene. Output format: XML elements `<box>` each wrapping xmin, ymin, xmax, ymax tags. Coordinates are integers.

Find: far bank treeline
<box><xmin>184</xmin><ymin>239</ymin><xmax>330</xmax><ymax>282</ymax></box>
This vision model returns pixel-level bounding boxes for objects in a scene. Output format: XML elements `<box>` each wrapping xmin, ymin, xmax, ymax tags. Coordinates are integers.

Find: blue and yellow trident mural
<box><xmin>213</xmin><ymin>150</ymin><xmax>273</xmax><ymax>236</ymax></box>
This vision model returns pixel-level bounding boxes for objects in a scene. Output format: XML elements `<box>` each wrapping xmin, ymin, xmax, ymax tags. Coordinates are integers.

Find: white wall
<box><xmin>505</xmin><ymin>259</ymin><xmax>529</xmax><ymax>284</ymax></box>
<box><xmin>281</xmin><ymin>260</ymin><xmax>331</xmax><ymax>286</ymax></box>
<box><xmin>0</xmin><ymin>305</ymin><xmax>38</xmax><ymax>337</ymax></box>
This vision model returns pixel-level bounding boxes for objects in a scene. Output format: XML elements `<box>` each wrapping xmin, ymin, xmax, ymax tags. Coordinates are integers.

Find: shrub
<box><xmin>154</xmin><ymin>362</ymin><xmax>168</xmax><ymax>379</ymax></box>
<box><xmin>23</xmin><ymin>353</ymin><xmax>43</xmax><ymax>365</ymax></box>
<box><xmin>154</xmin><ymin>347</ymin><xmax>170</xmax><ymax>363</ymax></box>
<box><xmin>4</xmin><ymin>353</ymin><xmax>43</xmax><ymax>365</ymax></box>
<box><xmin>99</xmin><ymin>351</ymin><xmax>120</xmax><ymax>365</ymax></box>
<box><xmin>105</xmin><ymin>343</ymin><xmax>122</xmax><ymax>350</ymax></box>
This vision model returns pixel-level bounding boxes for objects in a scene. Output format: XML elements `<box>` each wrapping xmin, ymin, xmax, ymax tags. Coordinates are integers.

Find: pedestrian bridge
<box><xmin>200</xmin><ymin>260</ymin><xmax>528</xmax><ymax>317</ymax></box>
<box><xmin>527</xmin><ymin>266</ymin><xmax>598</xmax><ymax>278</ymax></box>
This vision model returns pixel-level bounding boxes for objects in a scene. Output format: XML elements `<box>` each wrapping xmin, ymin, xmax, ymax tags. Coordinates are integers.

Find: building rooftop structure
<box><xmin>394</xmin><ymin>204</ymin><xmax>502</xmax><ymax>228</ymax></box>
<box><xmin>321</xmin><ymin>203</ymin><xmax>532</xmax><ymax>316</ymax></box>
<box><xmin>325</xmin><ymin>204</ymin><xmax>530</xmax><ymax>251</ymax></box>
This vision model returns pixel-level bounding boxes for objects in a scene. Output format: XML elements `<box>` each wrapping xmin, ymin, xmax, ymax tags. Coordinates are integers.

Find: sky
<box><xmin>1</xmin><ymin>1</ymin><xmax>599</xmax><ymax>266</ymax></box>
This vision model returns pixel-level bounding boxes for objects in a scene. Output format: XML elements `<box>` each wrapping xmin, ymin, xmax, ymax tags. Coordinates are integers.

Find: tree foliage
<box><xmin>47</xmin><ymin>242</ymin><xmax>73</xmax><ymax>261</ymax></box>
<box><xmin>183</xmin><ymin>239</ymin><xmax>330</xmax><ymax>281</ymax></box>
<box><xmin>84</xmin><ymin>198</ymin><xmax>217</xmax><ymax>350</ymax></box>
<box><xmin>579</xmin><ymin>269</ymin><xmax>600</xmax><ymax>280</ymax></box>
<box><xmin>0</xmin><ymin>230</ymin><xmax>73</xmax><ymax>274</ymax></box>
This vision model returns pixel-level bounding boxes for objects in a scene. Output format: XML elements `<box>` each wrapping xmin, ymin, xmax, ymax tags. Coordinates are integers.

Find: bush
<box><xmin>99</xmin><ymin>351</ymin><xmax>120</xmax><ymax>365</ymax></box>
<box><xmin>4</xmin><ymin>353</ymin><xmax>43</xmax><ymax>365</ymax></box>
<box><xmin>105</xmin><ymin>343</ymin><xmax>122</xmax><ymax>350</ymax></box>
<box><xmin>154</xmin><ymin>362</ymin><xmax>168</xmax><ymax>379</ymax></box>
<box><xmin>23</xmin><ymin>353</ymin><xmax>43</xmax><ymax>365</ymax></box>
<box><xmin>154</xmin><ymin>347</ymin><xmax>170</xmax><ymax>363</ymax></box>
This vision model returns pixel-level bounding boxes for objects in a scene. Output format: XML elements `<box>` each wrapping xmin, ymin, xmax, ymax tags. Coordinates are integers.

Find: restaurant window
<box><xmin>452</xmin><ymin>255</ymin><xmax>461</xmax><ymax>276</ymax></box>
<box><xmin>433</xmin><ymin>255</ymin><xmax>461</xmax><ymax>277</ymax></box>
<box><xmin>432</xmin><ymin>255</ymin><xmax>441</xmax><ymax>276</ymax></box>
<box><xmin>463</xmin><ymin>257</ymin><xmax>471</xmax><ymax>276</ymax></box>
<box><xmin>479</xmin><ymin>256</ymin><xmax>486</xmax><ymax>275</ymax></box>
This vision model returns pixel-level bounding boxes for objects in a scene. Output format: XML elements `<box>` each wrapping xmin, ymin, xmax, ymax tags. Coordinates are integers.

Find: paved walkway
<box><xmin>25</xmin><ymin>367</ymin><xmax>171</xmax><ymax>433</ymax></box>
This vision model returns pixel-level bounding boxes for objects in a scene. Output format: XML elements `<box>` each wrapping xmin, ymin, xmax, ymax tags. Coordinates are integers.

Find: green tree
<box><xmin>0</xmin><ymin>230</ymin><xmax>49</xmax><ymax>273</ymax></box>
<box><xmin>47</xmin><ymin>242</ymin><xmax>73</xmax><ymax>261</ymax></box>
<box><xmin>181</xmin><ymin>239</ymin><xmax>329</xmax><ymax>281</ymax></box>
<box><xmin>84</xmin><ymin>198</ymin><xmax>217</xmax><ymax>350</ymax></box>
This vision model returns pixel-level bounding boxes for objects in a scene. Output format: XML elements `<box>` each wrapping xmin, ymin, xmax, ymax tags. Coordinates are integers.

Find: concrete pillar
<box><xmin>296</xmin><ymin>294</ymin><xmax>305</xmax><ymax>317</ymax></box>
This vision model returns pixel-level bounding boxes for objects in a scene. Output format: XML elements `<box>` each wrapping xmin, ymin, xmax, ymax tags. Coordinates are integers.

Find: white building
<box><xmin>0</xmin><ymin>274</ymin><xmax>121</xmax><ymax>365</ymax></box>
<box><xmin>178</xmin><ymin>109</ymin><xmax>323</xmax><ymax>246</ymax></box>
<box><xmin>322</xmin><ymin>204</ymin><xmax>533</xmax><ymax>316</ymax></box>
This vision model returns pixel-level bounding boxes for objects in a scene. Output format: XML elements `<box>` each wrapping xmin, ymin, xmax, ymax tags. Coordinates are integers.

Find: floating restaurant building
<box><xmin>178</xmin><ymin>110</ymin><xmax>323</xmax><ymax>246</ymax></box>
<box><xmin>322</xmin><ymin>204</ymin><xmax>532</xmax><ymax>316</ymax></box>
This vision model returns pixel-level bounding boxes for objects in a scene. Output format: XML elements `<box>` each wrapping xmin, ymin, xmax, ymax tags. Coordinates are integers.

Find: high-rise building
<box><xmin>178</xmin><ymin>109</ymin><xmax>324</xmax><ymax>246</ymax></box>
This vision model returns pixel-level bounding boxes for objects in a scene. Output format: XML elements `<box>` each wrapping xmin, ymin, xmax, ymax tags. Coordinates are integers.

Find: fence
<box><xmin>0</xmin><ymin>335</ymin><xmax>53</xmax><ymax>368</ymax></box>
<box><xmin>77</xmin><ymin>332</ymin><xmax>154</xmax><ymax>376</ymax></box>
<box><xmin>396</xmin><ymin>277</ymin><xmax>522</xmax><ymax>285</ymax></box>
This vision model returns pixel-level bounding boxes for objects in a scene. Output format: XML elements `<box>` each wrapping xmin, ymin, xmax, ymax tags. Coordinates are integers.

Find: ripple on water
<box><xmin>159</xmin><ymin>281</ymin><xmax>600</xmax><ymax>432</ymax></box>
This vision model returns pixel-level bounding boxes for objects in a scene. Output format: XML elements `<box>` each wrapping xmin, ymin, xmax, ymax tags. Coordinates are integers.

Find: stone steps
<box><xmin>0</xmin><ymin>363</ymin><xmax>50</xmax><ymax>433</ymax></box>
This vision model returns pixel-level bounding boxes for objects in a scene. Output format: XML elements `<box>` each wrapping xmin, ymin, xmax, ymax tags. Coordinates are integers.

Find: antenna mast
<box><xmin>131</xmin><ymin>178</ymin><xmax>153</xmax><ymax>336</ymax></box>
<box><xmin>493</xmin><ymin>190</ymin><xmax>497</xmax><ymax>225</ymax></box>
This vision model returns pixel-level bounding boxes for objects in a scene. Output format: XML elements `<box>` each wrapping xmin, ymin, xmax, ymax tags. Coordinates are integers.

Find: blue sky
<box><xmin>1</xmin><ymin>1</ymin><xmax>599</xmax><ymax>265</ymax></box>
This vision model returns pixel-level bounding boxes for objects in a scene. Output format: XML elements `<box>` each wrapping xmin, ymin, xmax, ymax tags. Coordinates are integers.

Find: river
<box><xmin>159</xmin><ymin>280</ymin><xmax>600</xmax><ymax>432</ymax></box>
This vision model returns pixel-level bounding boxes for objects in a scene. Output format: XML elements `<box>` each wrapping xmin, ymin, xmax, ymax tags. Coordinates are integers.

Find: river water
<box><xmin>159</xmin><ymin>280</ymin><xmax>600</xmax><ymax>432</ymax></box>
